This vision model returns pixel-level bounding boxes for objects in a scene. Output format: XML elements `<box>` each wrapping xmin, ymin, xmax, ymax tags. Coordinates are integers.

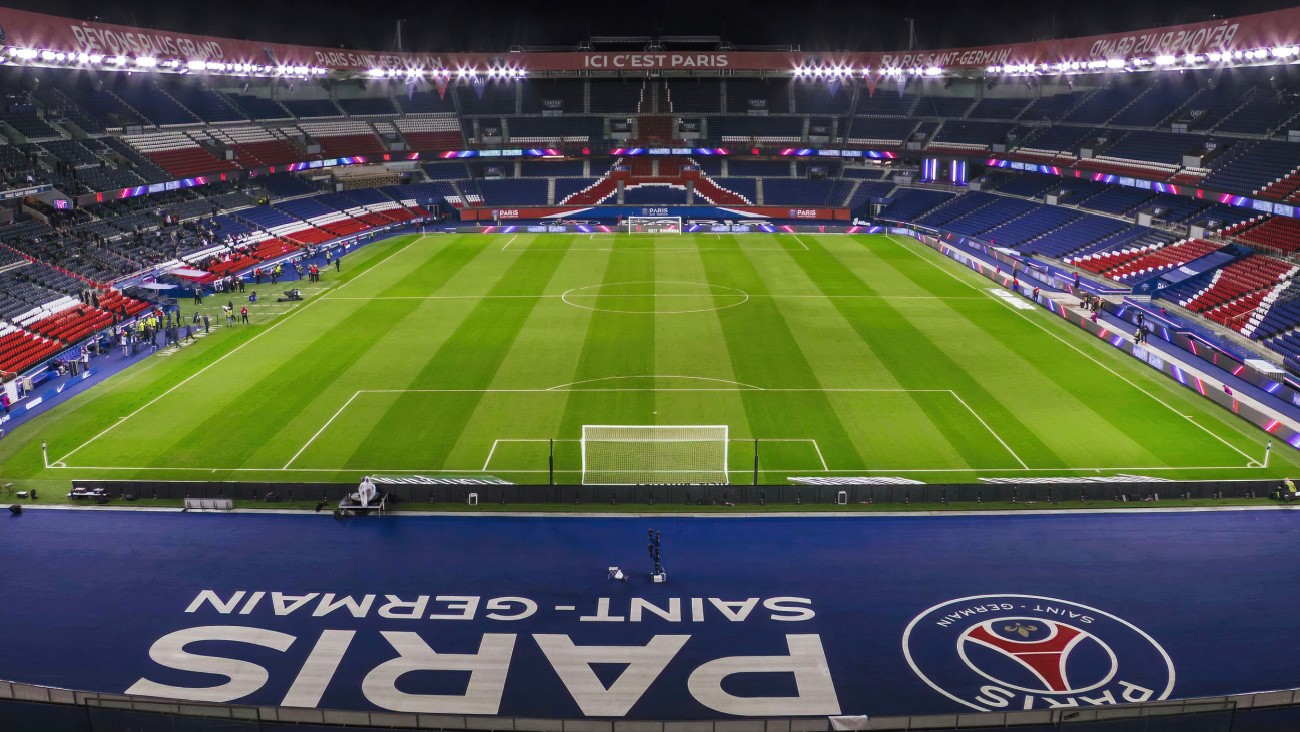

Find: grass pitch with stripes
<box><xmin>0</xmin><ymin>232</ymin><xmax>1292</xmax><ymax>490</ymax></box>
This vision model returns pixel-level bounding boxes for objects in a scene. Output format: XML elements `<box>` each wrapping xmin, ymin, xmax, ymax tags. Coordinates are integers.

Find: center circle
<box><xmin>561</xmin><ymin>281</ymin><xmax>749</xmax><ymax>314</ymax></box>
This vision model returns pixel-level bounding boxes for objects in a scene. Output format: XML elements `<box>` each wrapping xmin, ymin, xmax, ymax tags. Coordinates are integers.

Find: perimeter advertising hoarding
<box><xmin>463</xmin><ymin>206</ymin><xmax>850</xmax><ymax>222</ymax></box>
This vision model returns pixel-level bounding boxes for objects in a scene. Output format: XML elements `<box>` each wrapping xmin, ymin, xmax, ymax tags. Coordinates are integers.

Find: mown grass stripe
<box><xmin>737</xmin><ymin>237</ymin><xmax>1000</xmax><ymax>470</ymax></box>
<box><xmin>791</xmin><ymin>235</ymin><xmax>1057</xmax><ymax>469</ymax></box>
<box><xmin>555</xmin><ymin>237</ymin><xmax>657</xmax><ymax>457</ymax></box>
<box><xmin>440</xmin><ymin>238</ymin><xmax>616</xmax><ymax>469</ymax></box>
<box><xmin>338</xmin><ymin>237</ymin><xmax>576</xmax><ymax>470</ymax></box>
<box><xmin>860</xmin><ymin>235</ymin><xmax>1247</xmax><ymax>467</ymax></box>
<box><xmin>700</xmin><ymin>234</ymin><xmax>865</xmax><ymax>469</ymax></box>
<box><xmin>146</xmin><ymin>237</ymin><xmax>490</xmax><ymax>469</ymax></box>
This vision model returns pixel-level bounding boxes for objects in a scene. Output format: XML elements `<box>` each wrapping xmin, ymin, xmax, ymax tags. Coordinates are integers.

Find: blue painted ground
<box><xmin>1</xmin><ymin>508</ymin><xmax>1298</xmax><ymax>720</ymax></box>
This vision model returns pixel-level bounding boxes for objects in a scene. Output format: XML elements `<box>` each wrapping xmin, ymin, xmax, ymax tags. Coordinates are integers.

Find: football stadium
<box><xmin>1</xmin><ymin>0</ymin><xmax>1300</xmax><ymax>728</ymax></box>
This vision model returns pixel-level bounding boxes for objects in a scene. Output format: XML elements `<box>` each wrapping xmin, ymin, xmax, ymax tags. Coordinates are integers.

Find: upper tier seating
<box><xmin>846</xmin><ymin>117</ymin><xmax>920</xmax><ymax>147</ymax></box>
<box><xmin>520</xmin><ymin>81</ymin><xmax>586</xmax><ymax>114</ymax></box>
<box><xmin>124</xmin><ymin>131</ymin><xmax>240</xmax><ymax>178</ymax></box>
<box><xmin>164</xmin><ymin>82</ymin><xmax>247</xmax><ymax>123</ymax></box>
<box><xmin>725</xmin><ymin>79</ymin><xmax>791</xmax><ymax>114</ymax></box>
<box><xmin>1110</xmin><ymin>82</ymin><xmax>1195</xmax><ymax>127</ymax></box>
<box><xmin>1214</xmin><ymin>94</ymin><xmax>1300</xmax><ymax>135</ymax></box>
<box><xmin>1019</xmin><ymin>93</ymin><xmax>1085</xmax><ymax>121</ymax></box>
<box><xmin>228</xmin><ymin>95</ymin><xmax>292</xmax><ymax>120</ymax></box>
<box><xmin>338</xmin><ymin>97</ymin><xmax>397</xmax><ymax>116</ymax></box>
<box><xmin>297</xmin><ymin>120</ymin><xmax>386</xmax><ymax>157</ymax></box>
<box><xmin>395</xmin><ymin>116</ymin><xmax>463</xmax><ymax>150</ymax></box>
<box><xmin>280</xmin><ymin>99</ymin><xmax>342</xmax><ymax>118</ymax></box>
<box><xmin>1200</xmin><ymin>141</ymin><xmax>1300</xmax><ymax>198</ymax></box>
<box><xmin>455</xmin><ymin>83</ymin><xmax>518</xmax><ymax>116</ymax></box>
<box><xmin>389</xmin><ymin>91</ymin><xmax>452</xmax><ymax>115</ymax></box>
<box><xmin>968</xmin><ymin>97</ymin><xmax>1031</xmax><ymax>120</ymax></box>
<box><xmin>664</xmin><ymin>80</ymin><xmax>724</xmax><ymax>114</ymax></box>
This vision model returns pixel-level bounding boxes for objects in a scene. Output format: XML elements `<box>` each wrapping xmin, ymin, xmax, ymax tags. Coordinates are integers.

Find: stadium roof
<box><xmin>0</xmin><ymin>4</ymin><xmax>1297</xmax><ymax>80</ymax></box>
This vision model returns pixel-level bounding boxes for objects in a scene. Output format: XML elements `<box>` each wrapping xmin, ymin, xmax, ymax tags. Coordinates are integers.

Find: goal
<box><xmin>626</xmin><ymin>216</ymin><xmax>682</xmax><ymax>234</ymax></box>
<box><xmin>581</xmin><ymin>425</ymin><xmax>729</xmax><ymax>485</ymax></box>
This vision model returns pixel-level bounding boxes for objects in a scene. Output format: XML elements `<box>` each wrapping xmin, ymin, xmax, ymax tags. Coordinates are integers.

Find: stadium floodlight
<box><xmin>1273</xmin><ymin>46</ymin><xmax>1299</xmax><ymax>58</ymax></box>
<box><xmin>367</xmin><ymin>68</ymin><xmax>386</xmax><ymax>78</ymax></box>
<box><xmin>924</xmin><ymin>66</ymin><xmax>943</xmax><ymax>76</ymax></box>
<box><xmin>13</xmin><ymin>48</ymin><xmax>38</xmax><ymax>60</ymax></box>
<box><xmin>39</xmin><ymin>50</ymin><xmax>56</xmax><ymax>61</ymax></box>
<box><xmin>135</xmin><ymin>56</ymin><xmax>157</xmax><ymax>68</ymax></box>
<box><xmin>1105</xmin><ymin>59</ymin><xmax>1124</xmax><ymax>69</ymax></box>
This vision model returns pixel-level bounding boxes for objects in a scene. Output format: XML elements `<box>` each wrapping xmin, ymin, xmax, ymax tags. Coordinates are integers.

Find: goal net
<box><xmin>581</xmin><ymin>425</ymin><xmax>729</xmax><ymax>485</ymax></box>
<box><xmin>626</xmin><ymin>216</ymin><xmax>682</xmax><ymax>234</ymax></box>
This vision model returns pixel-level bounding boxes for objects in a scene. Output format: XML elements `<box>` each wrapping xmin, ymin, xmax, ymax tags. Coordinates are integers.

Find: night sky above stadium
<box><xmin>1</xmin><ymin>0</ymin><xmax>1297</xmax><ymax>53</ymax></box>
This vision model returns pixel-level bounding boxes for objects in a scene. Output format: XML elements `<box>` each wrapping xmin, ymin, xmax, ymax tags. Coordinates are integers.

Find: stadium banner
<box><xmin>0</xmin><ymin>183</ymin><xmax>53</xmax><ymax>200</ymax></box>
<box><xmin>464</xmin><ymin>206</ymin><xmax>850</xmax><ymax>222</ymax></box>
<box><xmin>68</xmin><ymin>478</ymin><xmax>1278</xmax><ymax>507</ymax></box>
<box><xmin>1</xmin><ymin>6</ymin><xmax>1298</xmax><ymax>73</ymax></box>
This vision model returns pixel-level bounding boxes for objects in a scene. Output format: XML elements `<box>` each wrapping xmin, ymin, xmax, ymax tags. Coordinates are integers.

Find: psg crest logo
<box><xmin>902</xmin><ymin>595</ymin><xmax>1175</xmax><ymax>711</ymax></box>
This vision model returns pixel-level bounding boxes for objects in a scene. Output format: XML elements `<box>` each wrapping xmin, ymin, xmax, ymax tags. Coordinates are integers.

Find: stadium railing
<box><xmin>4</xmin><ymin>676</ymin><xmax>1300</xmax><ymax>731</ymax></box>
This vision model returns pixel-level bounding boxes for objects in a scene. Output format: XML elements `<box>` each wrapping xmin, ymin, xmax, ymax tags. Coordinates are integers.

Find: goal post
<box><xmin>625</xmin><ymin>216</ymin><xmax>682</xmax><ymax>234</ymax></box>
<box><xmin>581</xmin><ymin>425</ymin><xmax>729</xmax><ymax>485</ymax></box>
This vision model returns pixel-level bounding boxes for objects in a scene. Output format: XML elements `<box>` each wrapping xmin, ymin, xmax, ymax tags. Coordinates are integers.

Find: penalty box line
<box><xmin>483</xmin><ymin>438</ymin><xmax>829</xmax><ymax>472</ymax></box>
<box><xmin>883</xmin><ymin>233</ymin><xmax>1261</xmax><ymax>466</ymax></box>
<box><xmin>280</xmin><ymin>387</ymin><xmax>1017</xmax><ymax>473</ymax></box>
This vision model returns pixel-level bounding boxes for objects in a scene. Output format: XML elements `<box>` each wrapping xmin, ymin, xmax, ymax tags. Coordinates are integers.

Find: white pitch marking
<box><xmin>482</xmin><ymin>439</ymin><xmax>501</xmax><ymax>471</ymax></box>
<box><xmin>284</xmin><ymin>391</ymin><xmax>363</xmax><ymax>469</ymax></box>
<box><xmin>360</xmin><ymin>387</ymin><xmax>951</xmax><ymax>394</ymax></box>
<box><xmin>545</xmin><ymin>375</ymin><xmax>767</xmax><ymax>391</ymax></box>
<box><xmin>810</xmin><ymin>439</ymin><xmax>829</xmax><ymax>471</ymax></box>
<box><xmin>46</xmin><ymin>463</ymin><xmax>1258</xmax><ymax>474</ymax></box>
<box><xmin>884</xmin><ymin>234</ymin><xmax>1259</xmax><ymax>464</ymax></box>
<box><xmin>322</xmin><ymin>294</ymin><xmax>985</xmax><ymax>301</ymax></box>
<box><xmin>790</xmin><ymin>235</ymin><xmax>811</xmax><ymax>250</ymax></box>
<box><xmin>948</xmin><ymin>390</ymin><xmax>1029</xmax><ymax>469</ymax></box>
<box><xmin>501</xmin><ymin>235</ymin><xmax>518</xmax><ymax>251</ymax></box>
<box><xmin>54</xmin><ymin>235</ymin><xmax>430</xmax><ymax>465</ymax></box>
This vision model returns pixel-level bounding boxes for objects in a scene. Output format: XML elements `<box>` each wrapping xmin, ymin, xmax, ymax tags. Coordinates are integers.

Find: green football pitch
<box><xmin>0</xmin><ymin>231</ymin><xmax>1293</xmax><ymax>488</ymax></box>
